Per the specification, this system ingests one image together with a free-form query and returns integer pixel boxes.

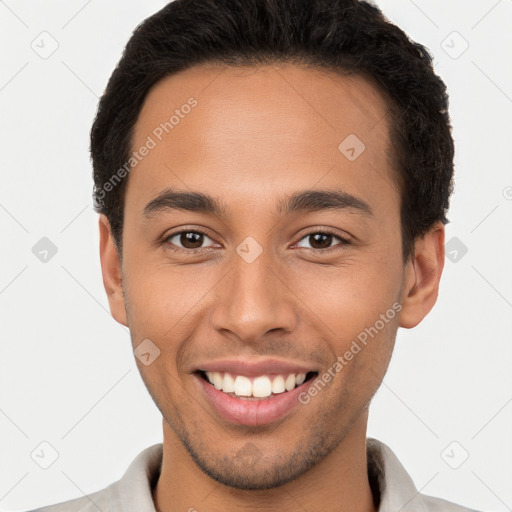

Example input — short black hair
[90,0,454,262]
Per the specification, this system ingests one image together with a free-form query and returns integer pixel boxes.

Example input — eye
[164,230,218,251]
[162,228,350,253]
[295,230,350,251]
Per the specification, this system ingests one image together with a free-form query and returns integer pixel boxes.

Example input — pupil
[310,233,332,249]
[181,232,203,249]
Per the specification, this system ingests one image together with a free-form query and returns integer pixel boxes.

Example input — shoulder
[420,492,484,512]
[23,443,163,512]
[22,484,111,512]
[366,437,485,512]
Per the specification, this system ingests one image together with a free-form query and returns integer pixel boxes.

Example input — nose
[210,247,298,343]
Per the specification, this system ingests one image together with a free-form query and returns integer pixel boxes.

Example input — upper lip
[195,358,318,377]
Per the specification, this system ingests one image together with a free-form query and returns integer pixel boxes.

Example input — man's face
[114,64,408,488]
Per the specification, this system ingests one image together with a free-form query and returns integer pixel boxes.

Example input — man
[29,0,481,510]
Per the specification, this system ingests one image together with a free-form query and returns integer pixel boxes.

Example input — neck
[153,410,377,512]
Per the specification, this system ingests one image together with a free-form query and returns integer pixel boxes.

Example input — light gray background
[1,1,511,511]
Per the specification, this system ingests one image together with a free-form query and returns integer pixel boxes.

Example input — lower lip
[195,374,311,427]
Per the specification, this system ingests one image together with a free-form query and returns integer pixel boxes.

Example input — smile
[194,366,318,426]
[200,371,315,399]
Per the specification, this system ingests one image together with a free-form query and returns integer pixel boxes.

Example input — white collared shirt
[27,438,480,512]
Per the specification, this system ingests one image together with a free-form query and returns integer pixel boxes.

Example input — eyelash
[162,228,351,254]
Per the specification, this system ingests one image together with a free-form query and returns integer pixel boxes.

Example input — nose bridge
[210,245,296,341]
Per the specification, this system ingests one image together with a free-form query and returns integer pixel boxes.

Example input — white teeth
[223,372,235,393]
[285,374,296,391]
[252,376,272,398]
[271,375,286,394]
[212,372,223,390]
[205,372,215,387]
[296,373,306,386]
[234,375,252,396]
[204,371,309,398]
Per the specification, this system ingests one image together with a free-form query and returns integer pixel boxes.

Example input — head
[94,0,452,491]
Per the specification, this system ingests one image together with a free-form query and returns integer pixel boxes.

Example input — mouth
[196,370,318,400]
[193,367,319,426]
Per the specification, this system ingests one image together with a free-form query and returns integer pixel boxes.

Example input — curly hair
[90,0,454,262]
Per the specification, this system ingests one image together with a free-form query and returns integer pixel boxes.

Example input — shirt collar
[109,442,162,511]
[367,437,427,512]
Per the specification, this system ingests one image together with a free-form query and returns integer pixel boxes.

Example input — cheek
[288,257,402,389]
[290,255,402,328]
[123,257,213,333]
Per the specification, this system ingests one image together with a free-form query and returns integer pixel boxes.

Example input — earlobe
[398,222,445,329]
[98,214,128,326]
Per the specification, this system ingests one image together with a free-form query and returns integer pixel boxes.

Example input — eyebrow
[143,187,373,219]
[143,187,226,218]
[279,189,373,217]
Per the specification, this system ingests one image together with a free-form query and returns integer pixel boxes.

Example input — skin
[99,63,445,512]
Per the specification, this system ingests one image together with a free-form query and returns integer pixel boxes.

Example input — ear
[98,214,128,326]
[398,221,445,329]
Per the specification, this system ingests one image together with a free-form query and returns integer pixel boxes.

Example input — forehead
[127,63,398,216]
